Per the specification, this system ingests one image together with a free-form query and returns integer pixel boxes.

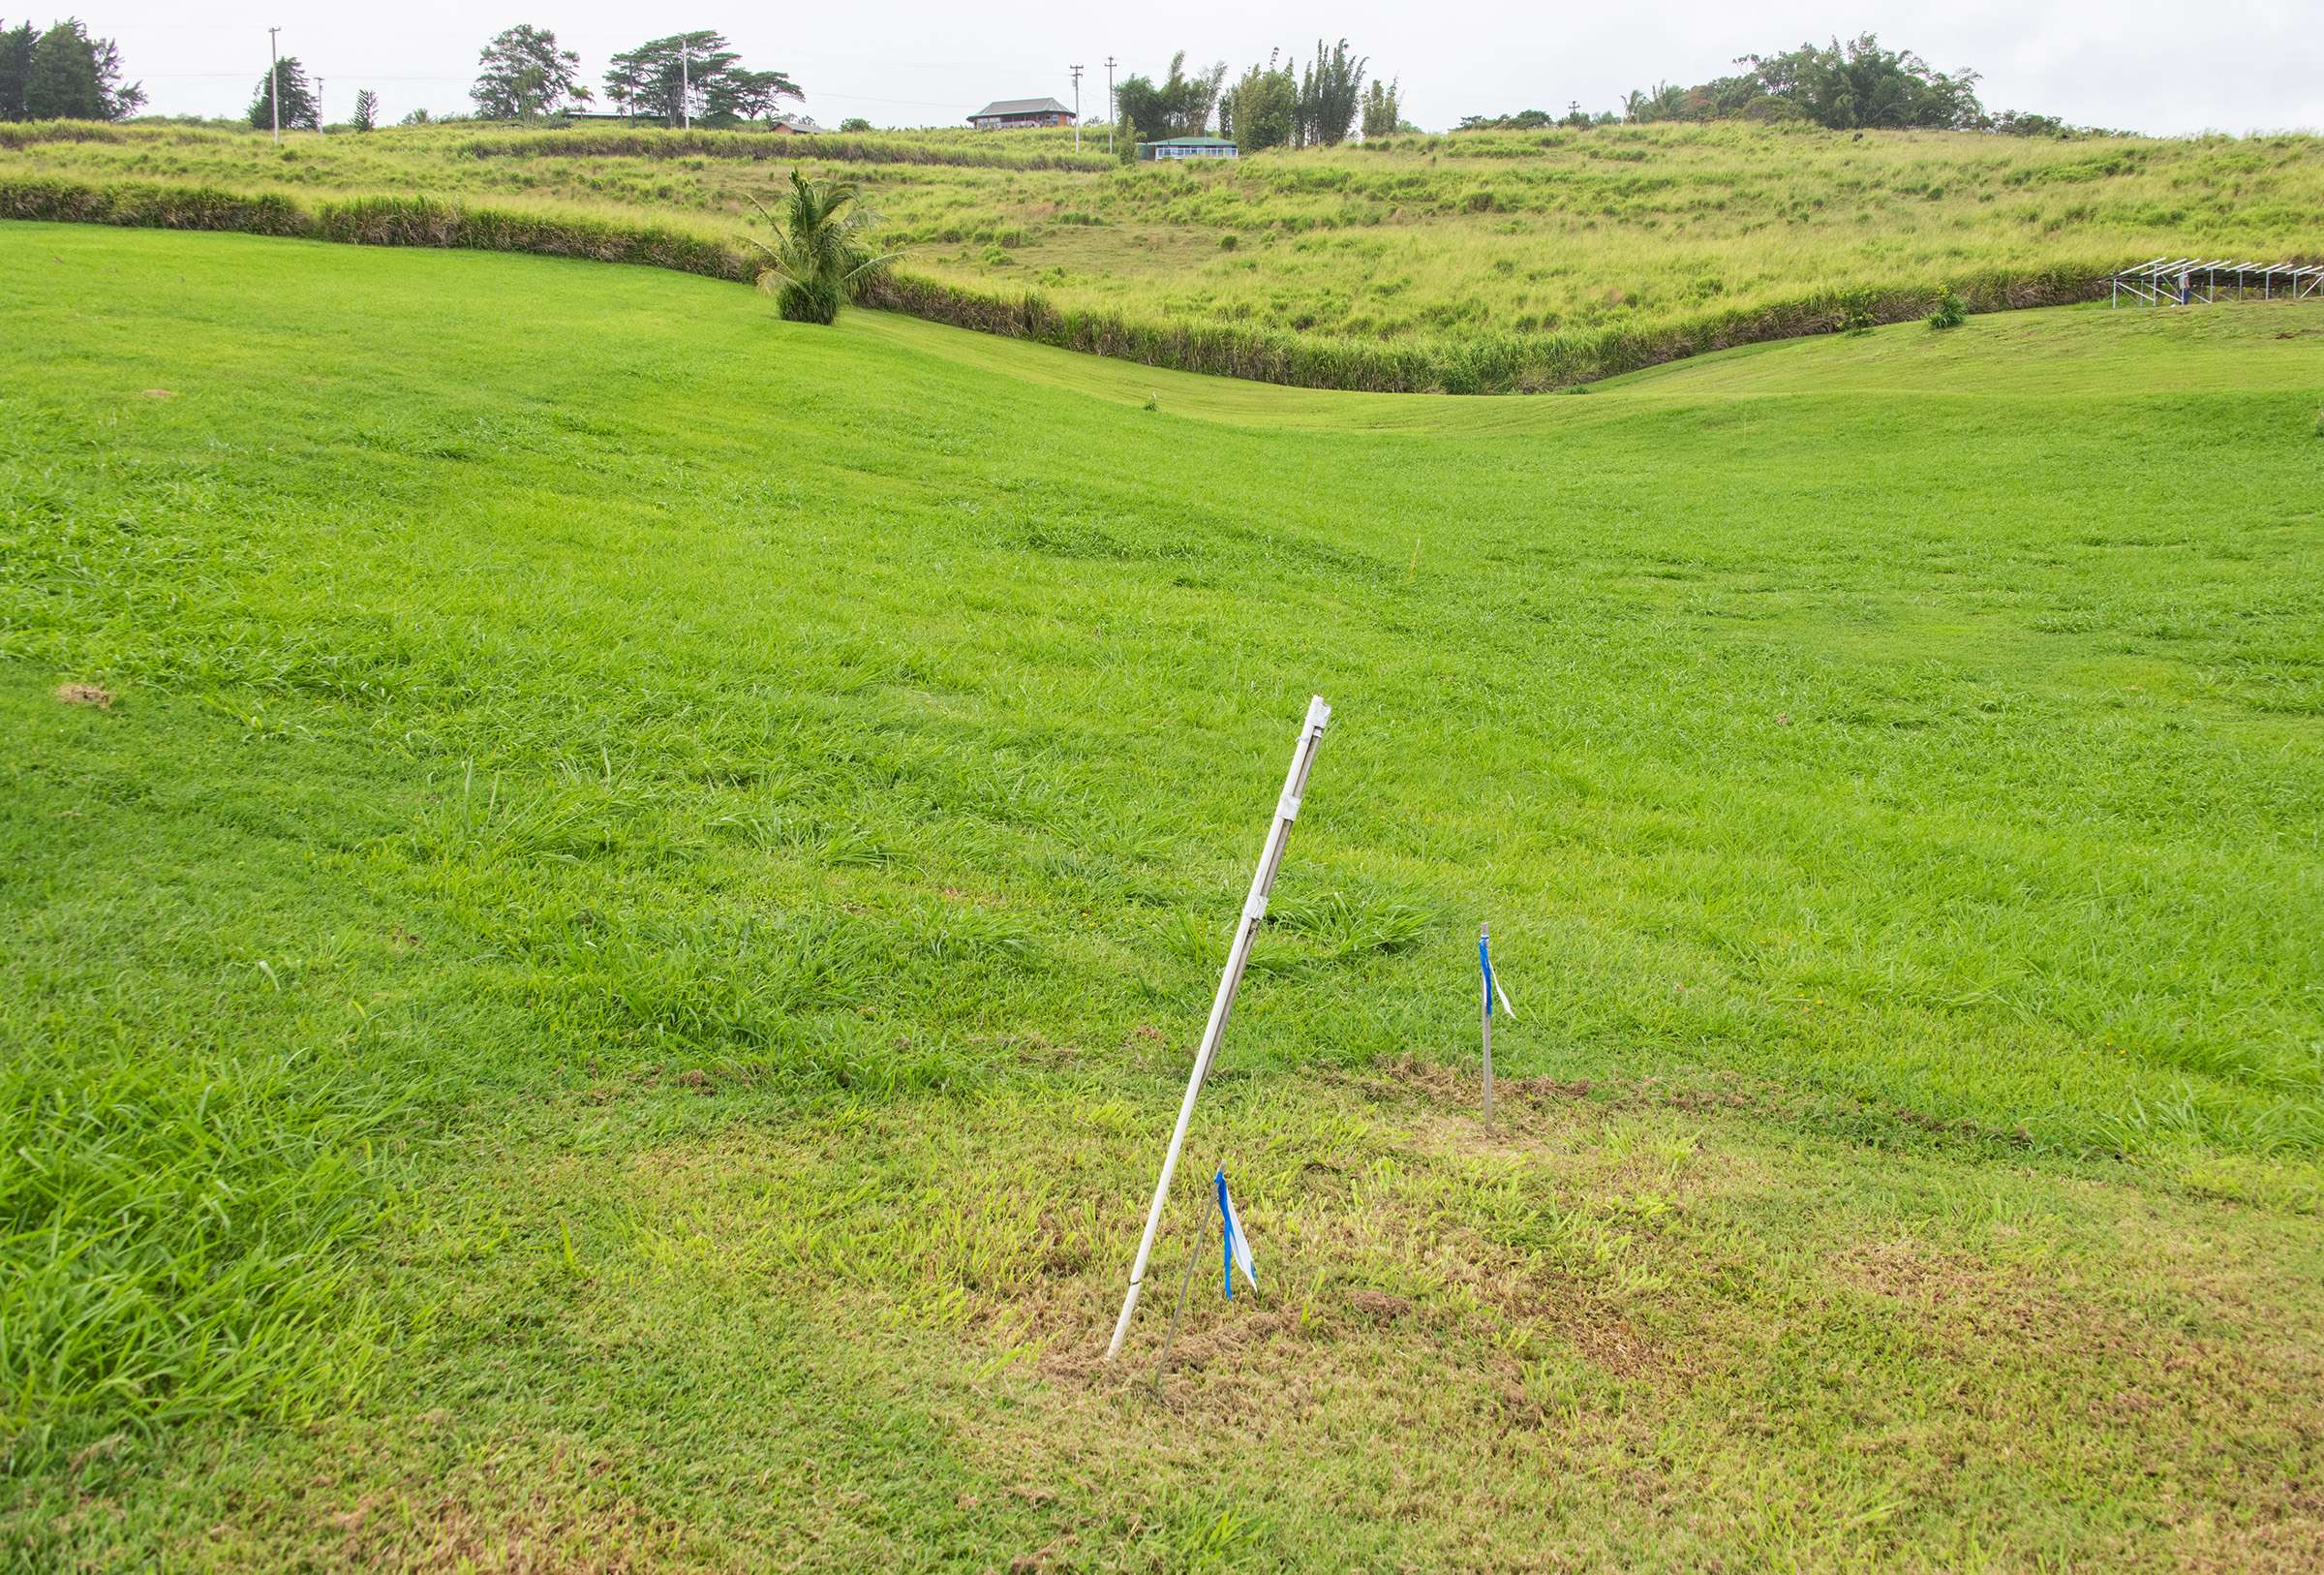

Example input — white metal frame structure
[2108,257,2324,307]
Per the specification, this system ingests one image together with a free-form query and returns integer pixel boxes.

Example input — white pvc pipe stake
[1103,695,1331,1361]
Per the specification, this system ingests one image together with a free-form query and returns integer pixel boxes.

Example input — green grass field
[3,221,2321,1568]
[8,119,2323,389]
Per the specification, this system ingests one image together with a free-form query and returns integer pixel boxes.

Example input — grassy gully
[2,224,2319,1566]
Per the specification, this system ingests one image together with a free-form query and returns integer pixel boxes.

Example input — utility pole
[680,38,690,132]
[1070,64,1083,153]
[1104,56,1116,155]
[267,26,281,144]
[316,77,323,129]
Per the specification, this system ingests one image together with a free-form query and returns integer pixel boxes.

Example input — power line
[114,28,1025,77]
[135,72,474,81]
[128,73,973,111]
[129,41,1098,123]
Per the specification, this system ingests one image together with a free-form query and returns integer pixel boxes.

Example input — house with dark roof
[968,97,1076,130]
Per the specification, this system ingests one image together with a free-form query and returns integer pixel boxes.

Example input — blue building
[1137,137,1239,161]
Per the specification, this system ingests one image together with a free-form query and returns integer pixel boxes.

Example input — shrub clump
[745,170,892,326]
[776,277,843,324]
[1927,291,1969,329]
[462,128,1111,172]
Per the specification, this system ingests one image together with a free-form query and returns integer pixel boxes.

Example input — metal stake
[1482,922,1494,1132]
[1149,1184,1212,1395]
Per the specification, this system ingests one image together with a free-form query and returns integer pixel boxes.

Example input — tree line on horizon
[0,20,2151,142]
[1456,35,2103,138]
[233,23,804,133]
[1114,41,1410,159]
[0,17,141,121]
[467,25,801,124]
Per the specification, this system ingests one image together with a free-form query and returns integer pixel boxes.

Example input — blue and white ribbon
[1215,1167,1256,1298]
[1481,931,1518,1019]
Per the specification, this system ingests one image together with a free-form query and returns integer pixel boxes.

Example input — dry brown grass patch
[1837,1237,2000,1305]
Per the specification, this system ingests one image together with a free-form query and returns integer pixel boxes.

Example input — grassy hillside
[5,119,2321,389]
[3,223,2320,1567]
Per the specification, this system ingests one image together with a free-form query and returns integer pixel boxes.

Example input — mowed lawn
[2,223,2320,1569]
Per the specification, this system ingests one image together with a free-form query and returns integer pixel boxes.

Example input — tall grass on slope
[0,178,754,281]
[865,264,2101,392]
[0,120,134,150]
[0,120,1113,171]
[0,174,2114,391]
[462,128,1114,172]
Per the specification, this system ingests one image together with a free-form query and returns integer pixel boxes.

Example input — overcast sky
[85,0,2324,136]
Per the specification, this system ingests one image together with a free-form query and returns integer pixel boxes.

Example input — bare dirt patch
[1347,1289,1413,1323]
[55,682,114,708]
[1349,1054,1758,1120]
[1571,1312,1657,1378]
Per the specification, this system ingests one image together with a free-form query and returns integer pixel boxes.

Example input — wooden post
[1104,696,1331,1361]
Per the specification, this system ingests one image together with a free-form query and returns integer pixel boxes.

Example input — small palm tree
[744,170,895,325]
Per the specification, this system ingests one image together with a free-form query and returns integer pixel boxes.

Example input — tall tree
[1170,55,1227,138]
[17,17,140,120]
[1112,71,1163,152]
[1623,84,1677,123]
[705,66,798,122]
[471,24,589,119]
[247,55,320,131]
[1360,77,1400,139]
[1296,39,1365,147]
[352,87,379,132]
[1623,36,1982,132]
[0,20,37,120]
[1220,51,1296,152]
[1747,35,1981,130]
[1114,50,1226,155]
[89,26,140,117]
[605,31,797,125]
